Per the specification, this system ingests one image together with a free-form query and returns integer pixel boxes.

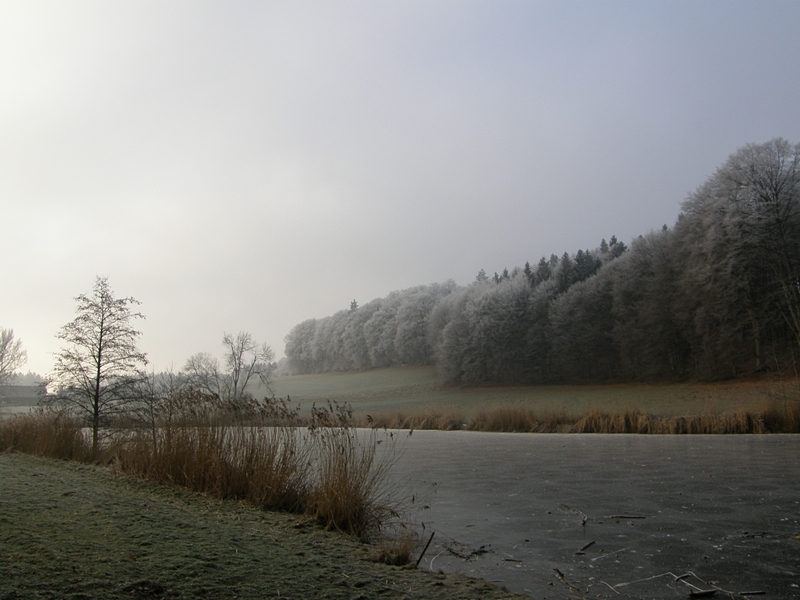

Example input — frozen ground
[386,431,800,599]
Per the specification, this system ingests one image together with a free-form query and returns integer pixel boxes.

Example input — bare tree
[223,331,275,400]
[182,352,222,397]
[0,328,27,387]
[46,277,147,455]
[184,331,274,401]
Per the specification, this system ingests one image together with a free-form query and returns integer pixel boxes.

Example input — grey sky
[2,1,799,375]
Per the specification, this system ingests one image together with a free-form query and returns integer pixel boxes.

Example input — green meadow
[260,366,777,420]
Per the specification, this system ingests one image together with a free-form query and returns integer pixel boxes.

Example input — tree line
[285,139,800,384]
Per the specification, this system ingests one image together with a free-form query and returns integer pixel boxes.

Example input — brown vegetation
[357,396,800,434]
[0,409,90,460]
[365,404,466,431]
[0,398,403,545]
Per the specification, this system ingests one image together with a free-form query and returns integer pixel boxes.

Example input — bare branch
[45,277,147,455]
[0,328,27,386]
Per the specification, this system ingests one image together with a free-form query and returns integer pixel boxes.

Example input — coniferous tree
[555,252,574,294]
[536,256,552,283]
[523,261,533,284]
[609,235,627,258]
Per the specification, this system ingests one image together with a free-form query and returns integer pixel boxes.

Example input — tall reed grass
[304,403,397,539]
[364,404,465,431]
[0,397,402,543]
[357,397,800,434]
[0,408,90,460]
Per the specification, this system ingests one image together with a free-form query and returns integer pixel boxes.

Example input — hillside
[260,366,775,421]
[284,140,800,386]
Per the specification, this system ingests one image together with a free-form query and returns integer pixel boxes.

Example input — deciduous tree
[47,277,147,455]
[0,328,27,387]
[184,332,274,400]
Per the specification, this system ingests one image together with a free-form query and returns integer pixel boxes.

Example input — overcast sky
[2,1,799,376]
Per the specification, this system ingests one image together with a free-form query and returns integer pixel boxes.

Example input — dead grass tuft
[469,404,576,433]
[305,402,399,540]
[762,399,800,432]
[470,403,537,432]
[360,405,466,431]
[1,397,402,542]
[361,397,800,435]
[569,407,800,434]
[369,528,418,566]
[0,408,90,460]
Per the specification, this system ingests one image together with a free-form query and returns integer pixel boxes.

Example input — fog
[2,1,799,375]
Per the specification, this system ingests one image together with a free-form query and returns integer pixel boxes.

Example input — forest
[284,139,800,385]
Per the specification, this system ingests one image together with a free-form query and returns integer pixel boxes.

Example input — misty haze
[2,2,800,599]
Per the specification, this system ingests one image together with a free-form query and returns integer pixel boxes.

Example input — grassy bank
[0,399,400,543]
[0,452,516,600]
[263,367,800,433]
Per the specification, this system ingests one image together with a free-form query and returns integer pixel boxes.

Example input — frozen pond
[384,431,800,599]
[0,405,35,418]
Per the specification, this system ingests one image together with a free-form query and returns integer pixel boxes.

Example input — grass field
[261,366,781,416]
[252,367,800,433]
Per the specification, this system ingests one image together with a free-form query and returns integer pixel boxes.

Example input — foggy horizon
[2,1,799,375]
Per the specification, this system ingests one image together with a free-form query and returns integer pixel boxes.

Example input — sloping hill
[256,366,774,421]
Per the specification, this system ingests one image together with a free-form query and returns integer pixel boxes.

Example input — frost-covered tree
[283,140,799,384]
[435,275,536,384]
[394,283,456,365]
[610,231,688,379]
[0,328,27,387]
[678,138,800,375]
[549,269,616,381]
[284,319,317,374]
[184,331,274,400]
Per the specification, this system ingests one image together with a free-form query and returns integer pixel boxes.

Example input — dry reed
[0,408,90,460]
[369,527,418,566]
[360,398,800,434]
[359,405,466,430]
[305,402,400,540]
[0,397,401,541]
[470,404,576,433]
